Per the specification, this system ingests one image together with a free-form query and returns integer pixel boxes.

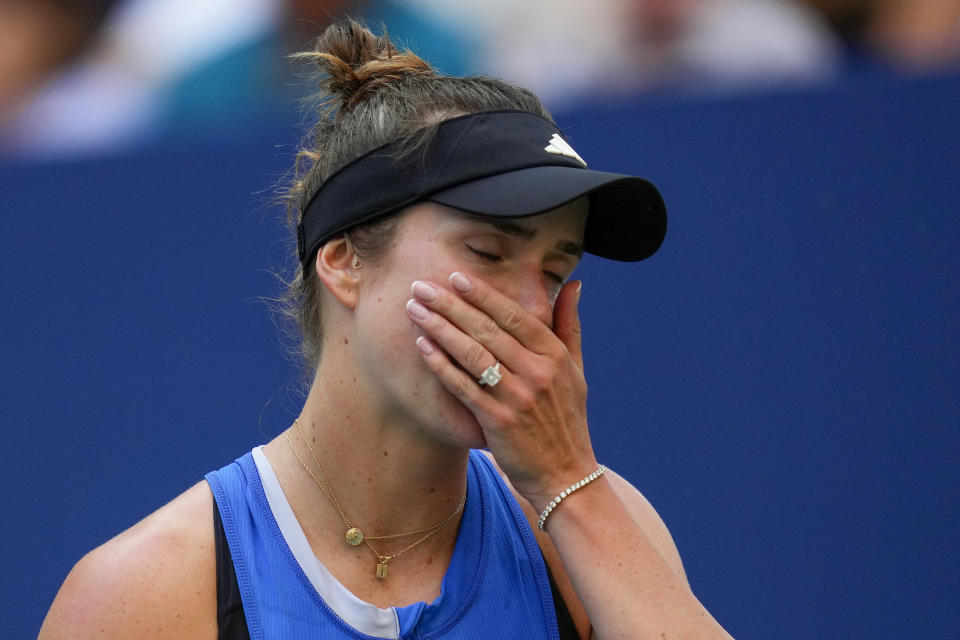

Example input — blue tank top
[205,449,561,639]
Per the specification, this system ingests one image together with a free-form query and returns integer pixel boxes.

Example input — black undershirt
[213,501,580,639]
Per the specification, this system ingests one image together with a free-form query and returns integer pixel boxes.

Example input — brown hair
[281,19,553,372]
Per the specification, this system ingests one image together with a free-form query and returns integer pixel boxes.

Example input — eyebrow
[463,214,585,258]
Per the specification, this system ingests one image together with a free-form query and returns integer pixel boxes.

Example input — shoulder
[39,481,218,640]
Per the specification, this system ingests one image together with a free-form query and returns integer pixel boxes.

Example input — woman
[40,20,733,640]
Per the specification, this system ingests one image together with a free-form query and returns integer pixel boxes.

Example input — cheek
[353,237,462,358]
[354,275,429,368]
[359,285,414,350]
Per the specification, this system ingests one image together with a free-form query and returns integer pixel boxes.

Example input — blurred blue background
[2,2,959,638]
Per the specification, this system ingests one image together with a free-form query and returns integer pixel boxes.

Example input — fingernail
[416,336,434,355]
[410,280,438,302]
[575,280,583,303]
[449,272,472,293]
[406,298,430,321]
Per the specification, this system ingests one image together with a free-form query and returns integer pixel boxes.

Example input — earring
[352,256,362,269]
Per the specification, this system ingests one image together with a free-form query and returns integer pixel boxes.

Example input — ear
[314,236,360,309]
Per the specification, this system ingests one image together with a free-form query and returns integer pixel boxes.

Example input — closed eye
[465,244,502,262]
[467,243,566,288]
[544,271,565,285]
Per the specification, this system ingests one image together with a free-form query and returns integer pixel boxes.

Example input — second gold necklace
[286,419,466,578]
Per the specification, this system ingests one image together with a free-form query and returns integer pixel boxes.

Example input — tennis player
[40,20,733,640]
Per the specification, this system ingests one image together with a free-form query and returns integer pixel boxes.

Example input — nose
[502,267,555,329]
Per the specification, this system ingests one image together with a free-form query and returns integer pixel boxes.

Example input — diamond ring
[478,362,503,387]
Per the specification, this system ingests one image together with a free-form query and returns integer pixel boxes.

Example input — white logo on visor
[544,134,587,167]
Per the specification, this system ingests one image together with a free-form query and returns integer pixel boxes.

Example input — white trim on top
[251,446,401,639]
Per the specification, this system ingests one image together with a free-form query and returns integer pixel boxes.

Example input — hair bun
[306,20,433,110]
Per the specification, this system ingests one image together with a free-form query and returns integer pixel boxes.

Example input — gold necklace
[286,419,466,579]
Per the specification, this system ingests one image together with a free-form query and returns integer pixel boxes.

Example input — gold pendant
[376,559,390,579]
[345,527,364,546]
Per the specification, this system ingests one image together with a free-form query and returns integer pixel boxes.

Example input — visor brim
[428,165,667,262]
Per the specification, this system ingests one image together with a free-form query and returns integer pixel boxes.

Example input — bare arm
[544,471,729,639]
[488,450,707,639]
[38,482,218,640]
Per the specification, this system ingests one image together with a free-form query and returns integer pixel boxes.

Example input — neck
[265,347,470,542]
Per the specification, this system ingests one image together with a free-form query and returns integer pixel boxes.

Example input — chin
[429,391,489,451]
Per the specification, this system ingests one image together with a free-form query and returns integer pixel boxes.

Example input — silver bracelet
[537,465,606,530]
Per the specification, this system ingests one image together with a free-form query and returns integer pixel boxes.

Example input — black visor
[297,110,666,269]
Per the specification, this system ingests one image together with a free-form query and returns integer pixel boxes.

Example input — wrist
[536,465,606,531]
